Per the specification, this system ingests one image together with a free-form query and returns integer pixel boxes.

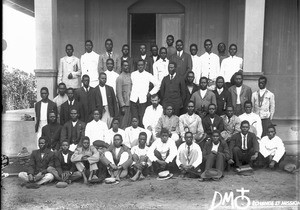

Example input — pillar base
[34,69,57,100]
[243,71,264,92]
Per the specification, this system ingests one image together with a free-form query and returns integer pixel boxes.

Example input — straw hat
[201,168,223,179]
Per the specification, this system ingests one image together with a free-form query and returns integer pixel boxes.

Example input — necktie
[243,135,246,150]
[108,53,111,58]
[187,146,191,164]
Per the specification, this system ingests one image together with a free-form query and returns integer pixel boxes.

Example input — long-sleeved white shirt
[104,128,126,145]
[220,55,243,82]
[148,138,177,163]
[259,135,285,162]
[85,120,108,145]
[176,142,202,168]
[104,70,119,95]
[199,52,220,81]
[191,55,201,85]
[131,145,152,166]
[80,51,100,85]
[130,70,159,103]
[143,104,164,131]
[124,126,151,148]
[153,58,169,88]
[239,112,263,138]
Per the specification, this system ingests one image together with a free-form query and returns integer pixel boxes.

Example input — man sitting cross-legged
[71,136,100,184]
[18,137,55,188]
[176,132,202,178]
[47,141,82,184]
[102,134,133,181]
[130,132,152,181]
[148,128,178,174]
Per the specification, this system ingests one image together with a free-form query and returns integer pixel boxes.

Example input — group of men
[19,35,285,187]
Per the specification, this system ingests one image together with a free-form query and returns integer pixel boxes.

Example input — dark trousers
[261,118,272,138]
[205,153,226,172]
[232,146,255,167]
[152,149,177,173]
[130,100,147,128]
[97,161,108,180]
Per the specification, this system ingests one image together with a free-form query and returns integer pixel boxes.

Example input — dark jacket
[60,99,81,125]
[60,120,86,146]
[35,99,58,132]
[202,115,224,136]
[28,149,54,175]
[229,132,259,159]
[74,86,95,123]
[213,88,232,116]
[41,123,62,151]
[54,150,76,175]
[203,139,230,161]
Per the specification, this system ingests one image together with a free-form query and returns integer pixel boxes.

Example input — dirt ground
[1,169,299,210]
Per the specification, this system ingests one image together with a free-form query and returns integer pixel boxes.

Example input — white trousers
[18,172,54,185]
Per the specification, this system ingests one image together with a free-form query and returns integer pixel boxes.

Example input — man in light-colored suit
[99,39,121,74]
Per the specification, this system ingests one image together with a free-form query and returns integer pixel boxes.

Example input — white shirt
[104,128,126,145]
[200,89,207,99]
[239,112,263,138]
[40,102,48,121]
[80,51,100,84]
[240,133,248,150]
[130,70,159,103]
[177,50,183,57]
[148,138,177,163]
[191,55,201,85]
[220,55,243,82]
[105,70,119,94]
[99,85,108,106]
[131,145,152,166]
[152,56,158,63]
[199,52,220,81]
[176,142,202,168]
[62,153,68,163]
[217,87,223,95]
[85,120,108,144]
[143,104,164,130]
[212,142,220,152]
[236,86,242,104]
[153,58,169,87]
[124,126,151,148]
[259,135,285,162]
[141,55,146,60]
[170,73,176,80]
[71,120,78,127]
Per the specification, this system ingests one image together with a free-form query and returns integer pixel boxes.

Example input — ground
[1,169,299,210]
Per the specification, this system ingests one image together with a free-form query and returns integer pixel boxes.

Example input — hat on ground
[201,168,223,179]
[18,147,31,158]
[56,181,68,188]
[284,163,297,173]
[104,177,117,184]
[157,170,173,180]
[236,165,254,176]
[93,140,109,148]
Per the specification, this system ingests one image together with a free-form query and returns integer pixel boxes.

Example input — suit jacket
[60,99,81,125]
[184,83,199,109]
[134,55,153,74]
[54,150,76,175]
[101,144,132,168]
[169,52,192,78]
[160,74,186,109]
[74,87,95,123]
[99,52,121,74]
[228,84,252,114]
[28,149,54,175]
[202,115,224,136]
[35,99,58,132]
[213,88,232,116]
[190,90,217,115]
[41,123,62,151]
[229,132,259,159]
[91,85,118,118]
[60,120,86,146]
[203,139,230,161]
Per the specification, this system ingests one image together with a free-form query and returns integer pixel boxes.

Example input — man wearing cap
[176,132,202,178]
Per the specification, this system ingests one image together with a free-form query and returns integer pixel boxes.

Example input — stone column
[34,0,58,100]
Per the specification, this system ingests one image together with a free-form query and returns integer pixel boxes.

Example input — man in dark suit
[18,137,55,187]
[41,111,62,151]
[183,71,198,112]
[213,76,232,116]
[160,61,186,116]
[91,72,118,128]
[203,130,230,172]
[35,87,58,145]
[120,44,134,73]
[228,120,259,169]
[60,88,81,125]
[149,44,160,67]
[74,74,94,123]
[228,72,252,116]
[134,44,153,74]
[60,108,86,151]
[169,39,192,79]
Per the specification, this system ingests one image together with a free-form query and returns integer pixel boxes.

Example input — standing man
[251,76,275,137]
[53,83,68,124]
[91,72,118,128]
[183,71,199,109]
[35,87,58,144]
[57,44,81,89]
[153,47,169,89]
[116,60,132,129]
[130,60,159,127]
[190,44,201,85]
[160,61,186,116]
[60,88,81,126]
[169,39,192,78]
[134,44,153,74]
[99,38,121,74]
[220,44,243,86]
[228,71,252,116]
[213,76,232,116]
[150,44,160,65]
[217,42,227,65]
[120,44,134,73]
[80,40,100,88]
[199,39,220,90]
[166,35,176,59]
[104,58,119,94]
[74,75,94,123]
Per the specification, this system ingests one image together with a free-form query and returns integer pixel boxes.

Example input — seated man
[228,120,259,170]
[258,125,285,169]
[85,109,108,145]
[124,117,151,148]
[102,134,133,181]
[220,106,241,143]
[179,101,205,144]
[104,117,127,145]
[176,132,202,178]
[130,132,152,181]
[60,87,81,126]
[47,141,82,183]
[92,140,110,181]
[155,105,180,144]
[203,130,230,173]
[71,136,100,184]
[148,128,178,174]
[18,137,55,188]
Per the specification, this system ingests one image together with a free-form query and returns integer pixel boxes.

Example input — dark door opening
[131,13,156,59]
